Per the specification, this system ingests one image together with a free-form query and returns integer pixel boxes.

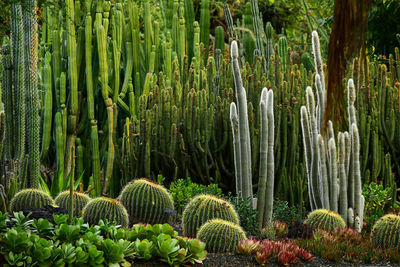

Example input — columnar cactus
[300,31,364,232]
[182,194,239,237]
[10,189,54,212]
[23,0,40,188]
[371,214,400,250]
[257,88,275,227]
[83,197,129,228]
[197,219,246,253]
[55,191,90,217]
[230,40,253,203]
[304,209,346,232]
[119,178,174,224]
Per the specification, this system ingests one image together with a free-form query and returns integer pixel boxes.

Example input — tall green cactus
[11,3,26,181]
[199,0,210,61]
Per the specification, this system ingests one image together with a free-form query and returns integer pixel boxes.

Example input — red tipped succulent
[278,250,299,266]
[236,238,260,255]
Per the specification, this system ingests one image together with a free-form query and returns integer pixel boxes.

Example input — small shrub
[169,178,223,215]
[272,198,304,225]
[287,220,313,239]
[259,222,276,240]
[362,182,399,231]
[227,193,258,236]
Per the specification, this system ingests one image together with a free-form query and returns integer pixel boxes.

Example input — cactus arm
[40,52,53,161]
[351,123,363,232]
[230,103,241,197]
[328,138,338,212]
[317,135,329,209]
[257,88,268,227]
[338,132,348,223]
[264,89,274,223]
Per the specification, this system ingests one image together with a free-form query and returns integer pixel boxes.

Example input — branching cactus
[197,219,246,253]
[300,31,364,232]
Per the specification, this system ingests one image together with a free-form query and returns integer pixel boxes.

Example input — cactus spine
[10,188,54,212]
[182,194,239,237]
[197,219,246,253]
[371,214,400,250]
[304,209,346,232]
[55,191,90,217]
[119,178,174,225]
[83,197,129,228]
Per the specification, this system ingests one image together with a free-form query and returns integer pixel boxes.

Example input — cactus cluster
[182,194,239,237]
[371,214,400,250]
[9,189,54,212]
[54,191,90,217]
[197,219,247,253]
[119,178,174,225]
[300,31,364,232]
[304,209,346,232]
[83,197,129,228]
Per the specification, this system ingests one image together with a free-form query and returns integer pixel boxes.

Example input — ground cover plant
[1,0,400,266]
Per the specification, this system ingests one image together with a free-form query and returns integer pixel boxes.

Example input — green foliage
[82,197,129,228]
[182,194,239,237]
[272,198,304,225]
[196,219,246,252]
[227,193,258,236]
[9,189,54,213]
[304,209,346,232]
[119,178,174,224]
[295,227,400,264]
[362,182,399,231]
[169,177,223,215]
[0,212,206,266]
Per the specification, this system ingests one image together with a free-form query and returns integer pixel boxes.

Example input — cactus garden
[1,0,400,266]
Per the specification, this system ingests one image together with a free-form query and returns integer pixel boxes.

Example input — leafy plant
[227,193,258,236]
[362,182,399,231]
[169,177,223,215]
[273,198,304,225]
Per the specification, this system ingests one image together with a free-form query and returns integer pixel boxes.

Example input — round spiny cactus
[83,197,129,228]
[10,189,54,213]
[182,194,239,237]
[371,214,400,250]
[304,209,346,232]
[55,191,90,217]
[197,219,246,253]
[119,178,174,224]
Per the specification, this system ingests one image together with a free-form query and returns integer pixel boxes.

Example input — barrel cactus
[304,209,346,232]
[83,197,129,228]
[371,214,400,250]
[119,178,174,224]
[182,194,239,237]
[10,188,54,212]
[197,219,246,252]
[55,191,90,217]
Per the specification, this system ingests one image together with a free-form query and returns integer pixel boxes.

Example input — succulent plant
[9,188,54,212]
[82,197,129,228]
[196,219,246,253]
[304,209,346,232]
[182,194,239,237]
[236,238,260,255]
[371,214,400,250]
[119,178,174,224]
[54,191,90,217]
